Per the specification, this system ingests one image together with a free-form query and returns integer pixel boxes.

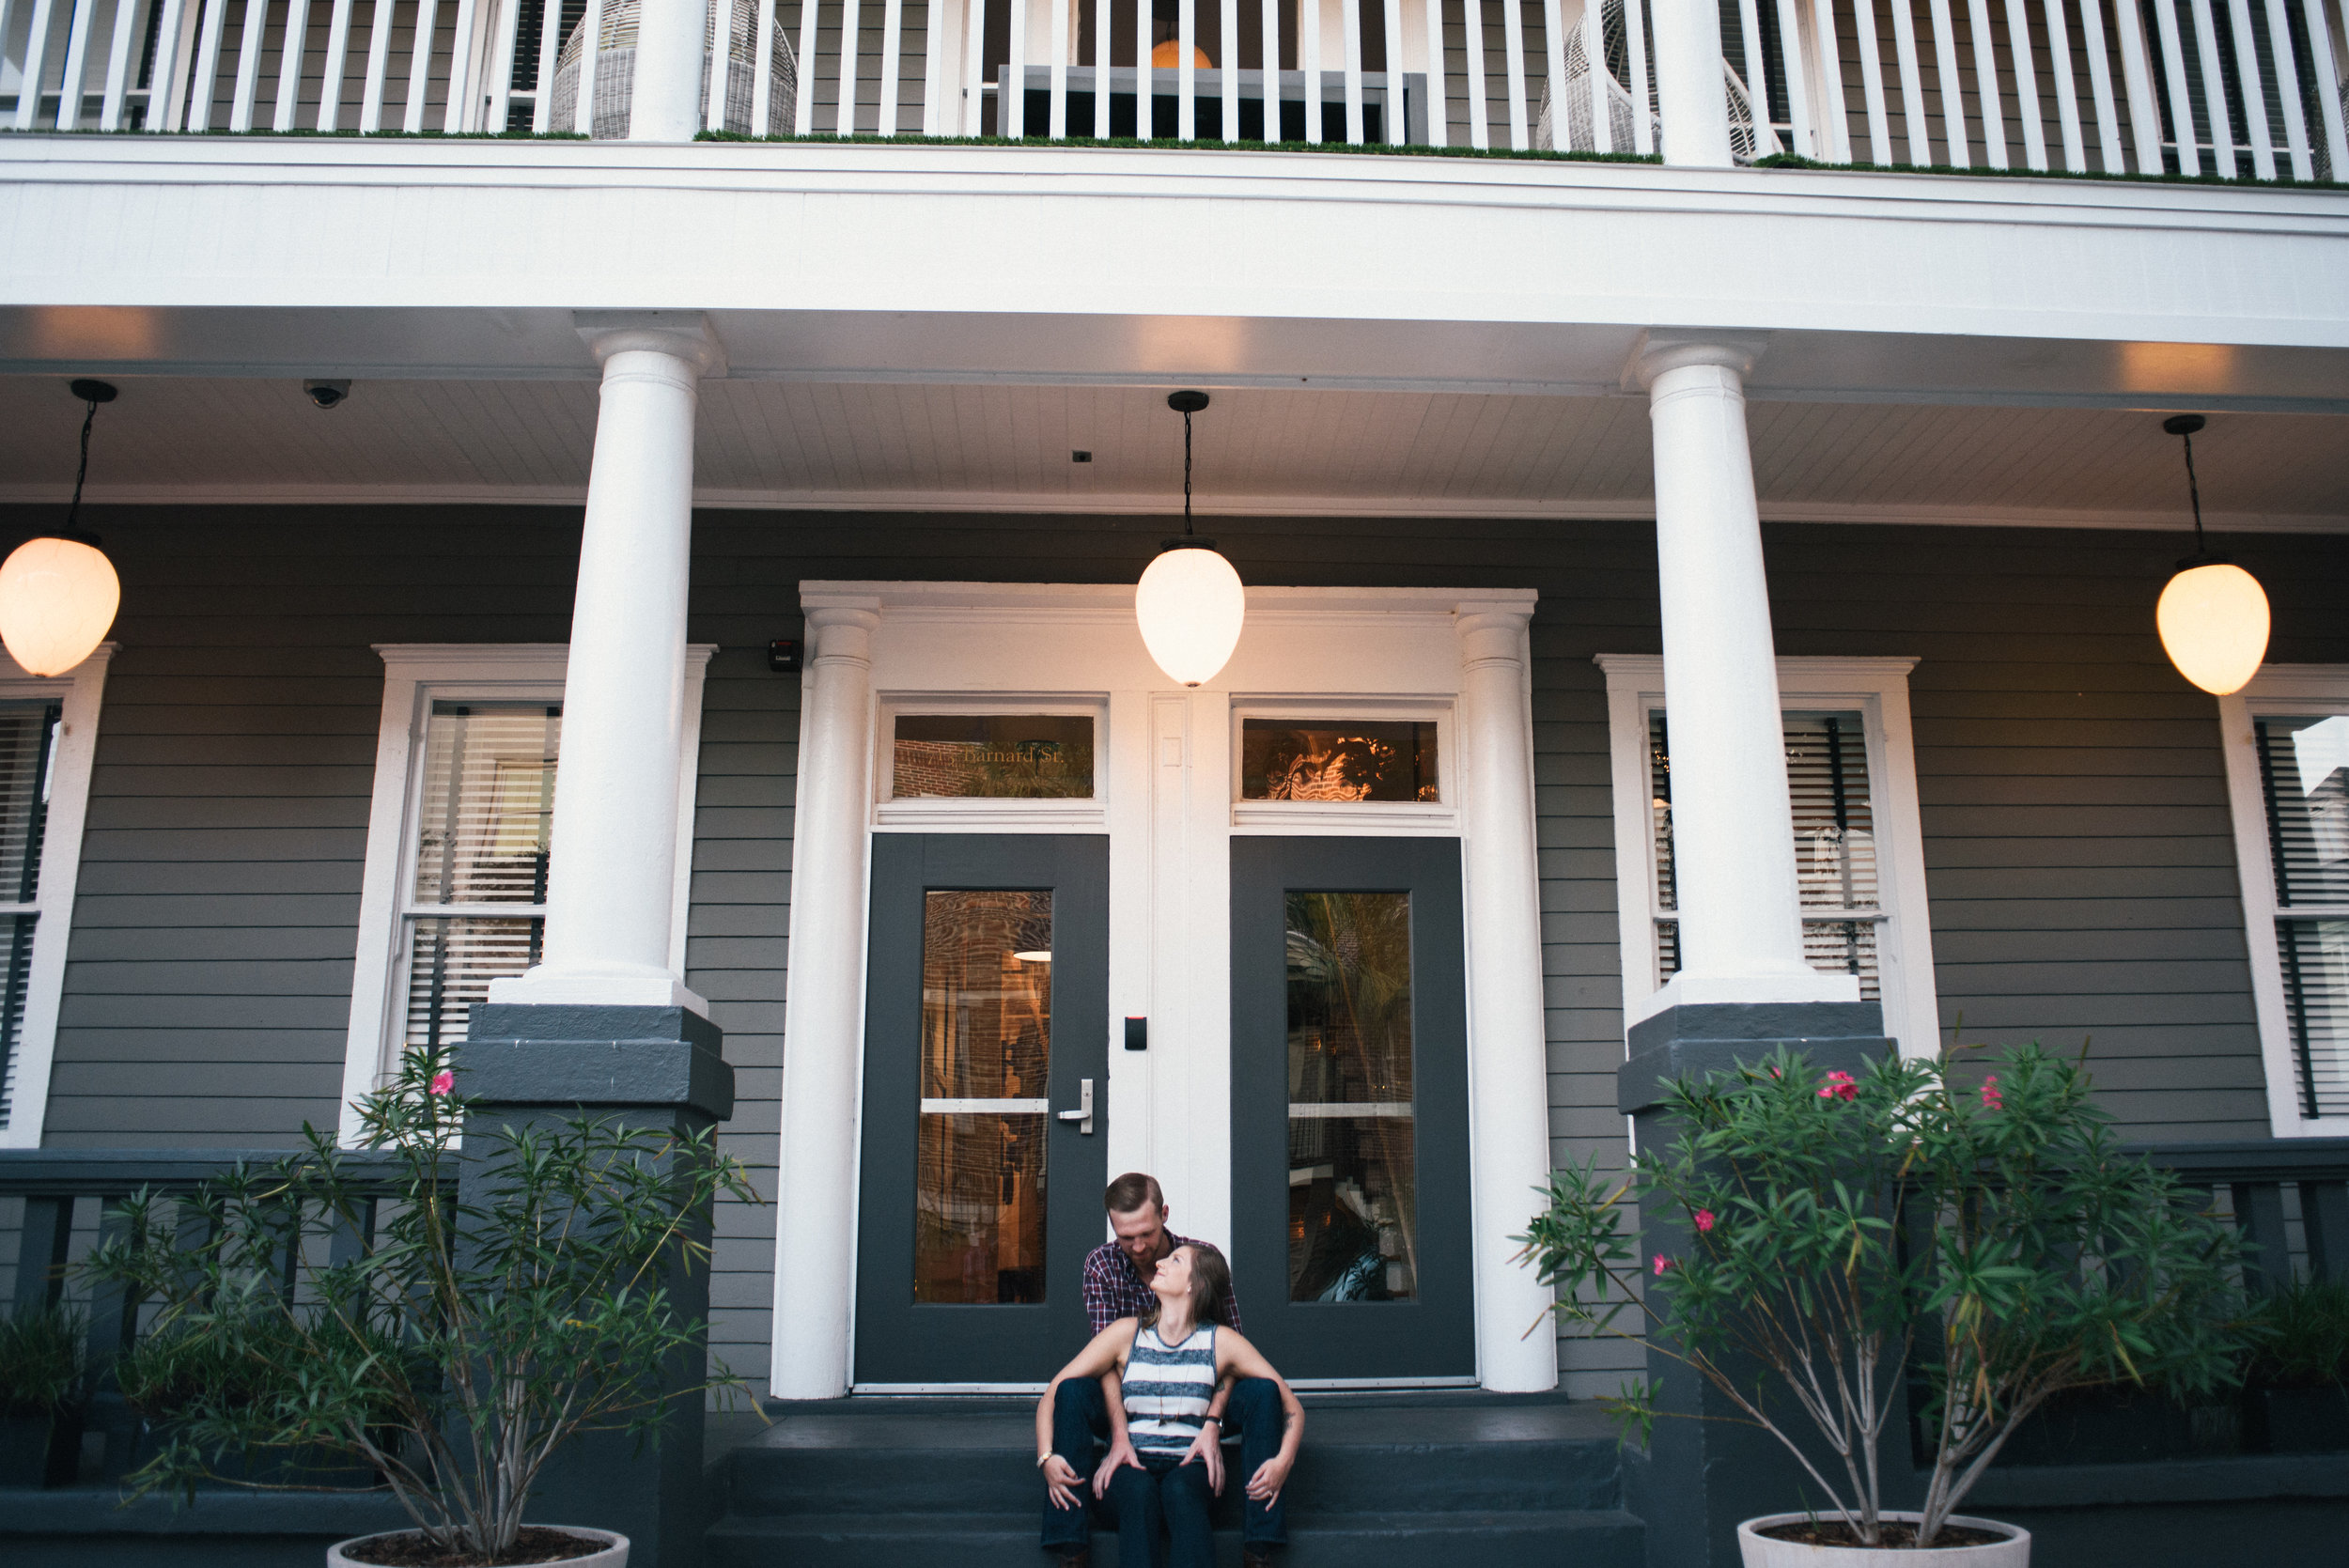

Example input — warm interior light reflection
[1013,951,1053,963]
[1135,544,1245,688]
[0,536,119,676]
[2156,562,2270,695]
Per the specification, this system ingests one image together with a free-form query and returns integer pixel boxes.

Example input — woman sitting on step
[1035,1240,1303,1568]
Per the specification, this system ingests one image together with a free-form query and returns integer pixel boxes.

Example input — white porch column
[490,311,722,1013]
[1633,334,1857,1013]
[629,0,708,140]
[1649,0,1735,166]
[1456,602,1560,1393]
[770,600,881,1399]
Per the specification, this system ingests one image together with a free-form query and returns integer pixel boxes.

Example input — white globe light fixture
[2154,414,2269,697]
[1134,391,1245,689]
[0,380,123,677]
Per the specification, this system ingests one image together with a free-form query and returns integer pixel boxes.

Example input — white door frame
[770,581,1556,1397]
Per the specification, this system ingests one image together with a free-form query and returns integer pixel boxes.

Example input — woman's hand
[1179,1425,1225,1494]
[1041,1454,1086,1511]
[1092,1436,1143,1498]
[1244,1451,1293,1507]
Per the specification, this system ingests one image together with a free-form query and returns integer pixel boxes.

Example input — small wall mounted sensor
[1125,1017,1147,1051]
[768,639,801,674]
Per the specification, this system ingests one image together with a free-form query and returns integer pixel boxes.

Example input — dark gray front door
[1230,836,1474,1380]
[854,833,1111,1385]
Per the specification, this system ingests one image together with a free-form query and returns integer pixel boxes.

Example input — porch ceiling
[0,374,2342,531]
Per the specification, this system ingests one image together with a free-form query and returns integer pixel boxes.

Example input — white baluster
[1132,0,1146,133]
[1809,0,1847,160]
[1851,0,1891,163]
[2262,0,2310,177]
[99,0,142,128]
[880,0,905,132]
[2109,0,2164,169]
[1384,0,1407,142]
[227,0,267,129]
[1773,0,1813,154]
[1303,0,1321,137]
[274,0,313,130]
[1176,0,1193,136]
[2185,0,2235,172]
[1737,0,1776,151]
[799,0,823,132]
[442,0,482,128]
[917,0,944,132]
[55,0,101,129]
[14,0,62,129]
[2074,0,2123,166]
[143,0,195,127]
[1887,0,1929,161]
[1004,0,1024,132]
[1221,0,1237,137]
[2042,0,2086,169]
[1095,0,1111,133]
[1344,0,1364,139]
[1926,0,1968,163]
[2001,0,2044,166]
[841,0,864,130]
[1538,0,1562,147]
[1621,0,1649,150]
[1963,0,2004,164]
[404,0,443,130]
[1586,0,1610,147]
[2223,0,2274,176]
[1047,0,1065,132]
[572,0,600,132]
[361,0,398,129]
[187,0,230,128]
[318,0,356,127]
[1266,0,1283,137]
[2296,0,2344,178]
[1422,0,1447,144]
[1498,0,1524,146]
[1459,0,1485,145]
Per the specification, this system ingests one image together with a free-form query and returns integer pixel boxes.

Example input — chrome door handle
[1056,1078,1095,1135]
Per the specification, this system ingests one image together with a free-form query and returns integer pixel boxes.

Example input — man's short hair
[1104,1172,1165,1215]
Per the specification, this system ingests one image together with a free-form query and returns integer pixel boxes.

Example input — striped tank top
[1123,1322,1218,1456]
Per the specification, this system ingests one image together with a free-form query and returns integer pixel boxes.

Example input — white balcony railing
[2,0,2343,179]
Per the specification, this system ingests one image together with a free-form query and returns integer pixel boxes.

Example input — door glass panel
[1284,892,1417,1302]
[891,716,1095,799]
[1242,721,1439,802]
[914,890,1054,1304]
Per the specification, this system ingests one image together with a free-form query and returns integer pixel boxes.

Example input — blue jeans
[1039,1375,1290,1553]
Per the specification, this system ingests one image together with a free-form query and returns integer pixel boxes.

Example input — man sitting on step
[1038,1171,1289,1567]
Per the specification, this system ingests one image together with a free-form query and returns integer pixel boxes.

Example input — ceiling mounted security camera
[303,380,351,411]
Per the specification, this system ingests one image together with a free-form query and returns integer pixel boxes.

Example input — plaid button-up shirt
[1081,1232,1244,1335]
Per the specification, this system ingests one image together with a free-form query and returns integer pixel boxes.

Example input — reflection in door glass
[1284,893,1417,1302]
[915,891,1054,1305]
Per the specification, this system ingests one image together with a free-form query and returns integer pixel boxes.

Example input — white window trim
[1597,654,1941,1060]
[337,644,713,1145]
[2217,664,2349,1140]
[0,644,113,1149]
[1227,695,1460,835]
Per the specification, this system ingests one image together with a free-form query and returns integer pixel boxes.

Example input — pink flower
[1818,1070,1858,1103]
[1653,1254,1673,1276]
[428,1069,455,1097]
[1980,1075,2003,1111]
[1694,1209,1716,1234]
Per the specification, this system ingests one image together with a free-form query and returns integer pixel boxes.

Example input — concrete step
[706,1507,1649,1568]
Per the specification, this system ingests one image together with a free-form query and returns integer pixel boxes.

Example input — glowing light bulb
[1135,544,1245,688]
[2156,561,2269,696]
[0,536,119,676]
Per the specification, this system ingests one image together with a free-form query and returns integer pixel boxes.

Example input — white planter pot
[328,1527,629,1568]
[1738,1512,2029,1566]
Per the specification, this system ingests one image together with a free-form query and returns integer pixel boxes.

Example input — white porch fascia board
[1595,652,1943,1061]
[335,642,715,1146]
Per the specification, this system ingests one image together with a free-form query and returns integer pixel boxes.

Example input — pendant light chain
[2177,424,2205,556]
[1182,403,1194,536]
[65,393,100,542]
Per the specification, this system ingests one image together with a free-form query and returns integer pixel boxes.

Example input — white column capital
[574,311,729,378]
[1626,332,1771,392]
[1455,607,1532,673]
[804,603,883,666]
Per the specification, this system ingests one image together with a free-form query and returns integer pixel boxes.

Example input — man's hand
[1244,1452,1293,1508]
[1178,1424,1225,1493]
[1092,1436,1143,1498]
[1042,1454,1086,1511]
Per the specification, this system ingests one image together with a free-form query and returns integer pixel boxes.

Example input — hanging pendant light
[1134,391,1245,689]
[0,380,123,677]
[2153,413,2268,697]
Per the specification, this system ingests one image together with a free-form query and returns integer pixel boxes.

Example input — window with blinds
[398,702,561,1059]
[1648,710,1882,998]
[0,703,59,1127]
[2252,714,2349,1119]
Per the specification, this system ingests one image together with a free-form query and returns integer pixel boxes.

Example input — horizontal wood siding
[8,503,2345,1399]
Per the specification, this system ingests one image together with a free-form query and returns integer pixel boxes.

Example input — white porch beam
[1629,333,1858,1017]
[489,311,723,1013]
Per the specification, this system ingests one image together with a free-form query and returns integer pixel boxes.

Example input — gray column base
[460,1002,735,1568]
[1616,1001,1899,1568]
